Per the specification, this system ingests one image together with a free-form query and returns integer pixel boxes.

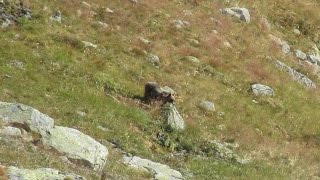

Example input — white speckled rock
[42,126,108,170]
[6,166,85,180]
[223,7,250,23]
[0,102,54,135]
[123,155,183,180]
[251,84,275,96]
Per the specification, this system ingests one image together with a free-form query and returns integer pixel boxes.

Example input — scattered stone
[9,60,24,69]
[261,17,271,30]
[172,19,190,29]
[82,1,91,8]
[307,55,320,65]
[1,19,12,28]
[269,35,291,54]
[97,125,109,132]
[106,8,114,13]
[182,56,200,63]
[275,60,316,88]
[6,166,85,180]
[138,37,151,45]
[251,84,275,96]
[0,102,54,135]
[146,53,160,67]
[161,103,185,131]
[123,155,183,180]
[212,30,218,34]
[198,101,215,112]
[160,86,176,95]
[223,41,232,48]
[50,10,62,23]
[0,126,22,137]
[96,21,109,28]
[82,41,98,48]
[76,111,86,117]
[295,50,307,60]
[41,126,108,171]
[293,29,301,36]
[187,39,200,46]
[222,7,250,23]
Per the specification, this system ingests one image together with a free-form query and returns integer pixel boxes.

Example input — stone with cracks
[42,126,108,171]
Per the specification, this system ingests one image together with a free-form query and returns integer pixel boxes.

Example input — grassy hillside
[1,0,320,179]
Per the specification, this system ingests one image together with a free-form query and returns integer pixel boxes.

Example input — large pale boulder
[42,126,108,171]
[161,103,185,131]
[6,166,85,180]
[251,84,275,96]
[0,102,54,135]
[123,155,183,180]
[222,7,250,23]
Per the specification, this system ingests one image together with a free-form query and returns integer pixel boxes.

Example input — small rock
[182,56,200,63]
[261,17,271,30]
[82,41,98,48]
[1,19,12,28]
[82,1,91,8]
[187,39,200,46]
[0,127,22,137]
[198,101,215,112]
[223,41,232,48]
[161,103,185,131]
[76,111,86,117]
[138,37,151,45]
[97,125,108,132]
[293,29,301,36]
[160,86,176,95]
[146,53,160,66]
[222,7,250,23]
[172,19,190,29]
[251,84,275,96]
[50,11,62,23]
[96,21,109,28]
[295,50,307,60]
[106,8,114,13]
[9,60,24,69]
[123,155,183,180]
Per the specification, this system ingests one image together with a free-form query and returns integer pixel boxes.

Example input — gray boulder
[146,53,160,67]
[222,7,250,23]
[0,102,54,135]
[198,101,215,112]
[307,55,320,65]
[161,103,185,131]
[123,155,183,180]
[42,126,108,171]
[275,60,316,88]
[6,166,85,180]
[251,84,274,96]
[269,35,290,54]
[50,11,62,23]
[295,50,307,60]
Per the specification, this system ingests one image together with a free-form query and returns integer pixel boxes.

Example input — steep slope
[1,0,320,179]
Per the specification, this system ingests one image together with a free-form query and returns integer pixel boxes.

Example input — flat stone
[42,126,108,171]
[0,102,54,135]
[251,84,275,96]
[222,7,250,23]
[6,166,85,180]
[198,101,215,112]
[123,155,183,180]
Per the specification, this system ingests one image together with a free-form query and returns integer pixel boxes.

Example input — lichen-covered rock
[275,60,316,88]
[123,155,183,180]
[0,102,54,135]
[251,84,274,96]
[42,126,108,171]
[222,7,250,23]
[146,53,160,67]
[198,101,215,112]
[161,103,185,131]
[0,127,22,137]
[295,50,307,60]
[6,166,85,180]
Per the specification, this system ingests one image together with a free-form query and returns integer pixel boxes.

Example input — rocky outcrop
[275,60,316,88]
[161,103,185,131]
[307,55,320,65]
[294,50,307,60]
[123,155,183,180]
[42,126,108,171]
[0,102,54,135]
[222,7,250,23]
[251,84,275,96]
[5,166,85,180]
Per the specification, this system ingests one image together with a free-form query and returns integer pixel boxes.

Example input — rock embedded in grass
[269,35,291,54]
[182,56,200,63]
[50,10,62,23]
[307,55,320,65]
[222,7,251,23]
[295,50,307,60]
[198,100,216,112]
[146,53,160,67]
[123,155,183,180]
[161,103,185,131]
[251,84,275,96]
